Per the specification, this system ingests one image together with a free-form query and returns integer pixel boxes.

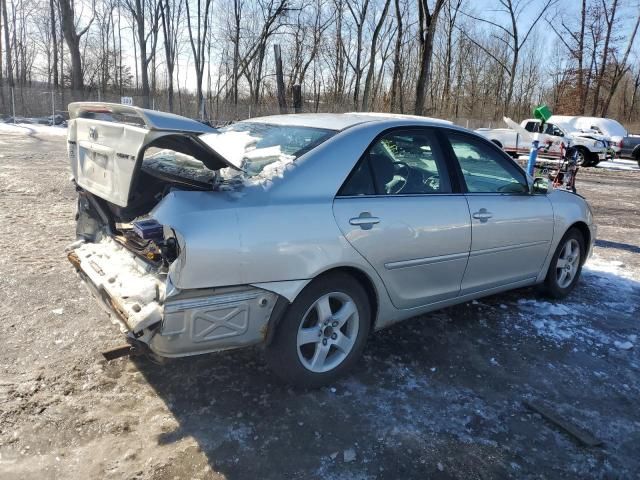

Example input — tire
[265,273,371,388]
[542,228,585,299]
[575,147,589,167]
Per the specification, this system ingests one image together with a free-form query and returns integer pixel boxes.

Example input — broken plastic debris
[343,448,356,463]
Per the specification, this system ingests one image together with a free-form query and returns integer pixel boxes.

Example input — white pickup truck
[476,118,608,167]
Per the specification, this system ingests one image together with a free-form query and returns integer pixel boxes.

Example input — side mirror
[532,177,548,194]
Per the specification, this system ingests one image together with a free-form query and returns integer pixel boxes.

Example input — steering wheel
[422,173,440,192]
[388,161,411,194]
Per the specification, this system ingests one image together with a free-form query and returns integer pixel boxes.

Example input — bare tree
[1,0,11,88]
[460,0,556,115]
[185,0,212,118]
[345,0,370,108]
[361,0,391,111]
[389,0,404,112]
[414,0,446,115]
[58,0,94,90]
[124,0,161,108]
[546,0,588,113]
[159,0,181,112]
[591,0,617,115]
[601,10,639,116]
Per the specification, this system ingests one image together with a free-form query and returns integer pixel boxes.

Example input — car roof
[243,112,453,131]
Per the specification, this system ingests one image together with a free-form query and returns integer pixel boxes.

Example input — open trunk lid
[68,102,239,207]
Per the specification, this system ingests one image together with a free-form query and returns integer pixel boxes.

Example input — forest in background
[0,0,639,128]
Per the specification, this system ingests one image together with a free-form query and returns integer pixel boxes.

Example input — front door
[332,128,471,310]
[442,130,554,294]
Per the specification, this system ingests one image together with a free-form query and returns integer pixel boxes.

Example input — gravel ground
[0,131,639,479]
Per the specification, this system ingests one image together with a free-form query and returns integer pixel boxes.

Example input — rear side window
[445,131,528,194]
[338,128,451,196]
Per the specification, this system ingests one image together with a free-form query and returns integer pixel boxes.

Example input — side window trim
[440,128,529,195]
[336,126,460,198]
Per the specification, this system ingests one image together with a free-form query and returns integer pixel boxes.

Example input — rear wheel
[542,228,585,299]
[265,273,371,388]
[575,147,589,167]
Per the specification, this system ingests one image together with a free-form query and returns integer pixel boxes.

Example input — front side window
[339,129,451,196]
[544,123,564,137]
[446,132,528,194]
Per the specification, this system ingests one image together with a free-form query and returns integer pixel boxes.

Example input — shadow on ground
[133,270,640,479]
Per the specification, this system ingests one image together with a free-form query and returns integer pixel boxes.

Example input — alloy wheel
[556,238,581,288]
[296,292,359,373]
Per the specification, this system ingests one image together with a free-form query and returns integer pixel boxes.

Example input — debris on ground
[523,399,603,447]
[343,448,356,463]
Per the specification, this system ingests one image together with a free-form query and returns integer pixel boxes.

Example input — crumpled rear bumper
[68,238,279,357]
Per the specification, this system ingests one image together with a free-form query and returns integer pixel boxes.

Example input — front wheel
[575,148,589,167]
[265,273,371,388]
[542,228,585,299]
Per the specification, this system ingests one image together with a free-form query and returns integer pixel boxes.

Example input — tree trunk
[361,0,391,111]
[274,44,287,113]
[58,0,85,90]
[577,0,586,114]
[2,0,14,87]
[136,16,150,108]
[390,0,403,112]
[601,11,639,117]
[591,0,618,116]
[414,0,445,116]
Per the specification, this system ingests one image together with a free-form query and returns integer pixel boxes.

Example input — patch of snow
[596,159,639,172]
[507,256,639,347]
[0,122,67,136]
[51,308,64,315]
[614,341,634,350]
[343,448,356,463]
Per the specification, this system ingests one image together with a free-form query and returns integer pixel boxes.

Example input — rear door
[442,130,554,294]
[332,128,471,310]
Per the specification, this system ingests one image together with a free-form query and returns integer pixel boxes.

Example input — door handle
[349,212,380,230]
[472,209,493,222]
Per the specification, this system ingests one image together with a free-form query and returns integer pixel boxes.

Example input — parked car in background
[477,118,607,166]
[618,135,640,166]
[550,115,626,155]
[66,103,596,387]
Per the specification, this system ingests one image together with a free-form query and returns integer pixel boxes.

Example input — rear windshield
[200,122,335,177]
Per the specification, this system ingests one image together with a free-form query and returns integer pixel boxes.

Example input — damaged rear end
[66,102,279,358]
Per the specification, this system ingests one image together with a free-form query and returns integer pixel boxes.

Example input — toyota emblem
[89,126,98,140]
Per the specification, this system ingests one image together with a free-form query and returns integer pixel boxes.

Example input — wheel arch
[567,221,591,264]
[262,265,380,346]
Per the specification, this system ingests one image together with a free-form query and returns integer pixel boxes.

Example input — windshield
[199,122,335,177]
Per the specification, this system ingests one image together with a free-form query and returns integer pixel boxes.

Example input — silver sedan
[67,104,596,387]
